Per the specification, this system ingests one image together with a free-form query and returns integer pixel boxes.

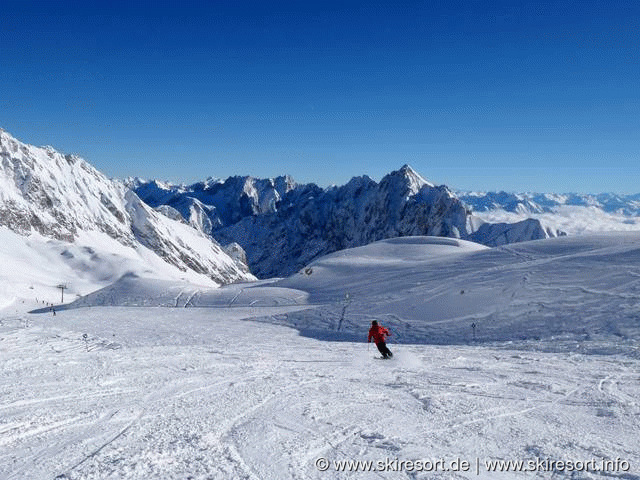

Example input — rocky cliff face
[0,129,253,285]
[211,166,475,278]
[132,174,297,234]
[133,165,560,278]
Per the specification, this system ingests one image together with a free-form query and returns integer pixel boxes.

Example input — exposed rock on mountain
[133,165,560,278]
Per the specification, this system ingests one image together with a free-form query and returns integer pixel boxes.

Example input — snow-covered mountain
[0,128,253,305]
[128,174,297,235]
[459,190,640,216]
[5,133,640,479]
[133,166,560,278]
[459,190,640,235]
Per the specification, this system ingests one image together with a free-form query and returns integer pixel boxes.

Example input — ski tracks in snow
[174,288,201,308]
[2,308,640,479]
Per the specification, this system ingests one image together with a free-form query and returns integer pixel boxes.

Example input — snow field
[1,308,638,479]
[2,233,640,478]
[0,226,221,315]
[275,235,640,350]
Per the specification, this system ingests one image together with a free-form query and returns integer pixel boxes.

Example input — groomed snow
[1,234,639,479]
[274,234,640,351]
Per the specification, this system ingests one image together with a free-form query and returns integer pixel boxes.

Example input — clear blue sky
[1,0,638,192]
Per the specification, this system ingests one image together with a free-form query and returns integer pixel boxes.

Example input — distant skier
[368,320,393,359]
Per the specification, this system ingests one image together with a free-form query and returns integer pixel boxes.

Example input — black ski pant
[375,341,393,358]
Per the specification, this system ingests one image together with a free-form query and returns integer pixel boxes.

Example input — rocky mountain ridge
[132,166,560,278]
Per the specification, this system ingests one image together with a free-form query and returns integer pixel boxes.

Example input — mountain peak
[399,164,433,185]
[399,164,416,174]
[381,165,434,195]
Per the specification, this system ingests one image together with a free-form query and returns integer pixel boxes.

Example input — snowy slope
[0,225,225,314]
[0,129,254,289]
[3,309,638,480]
[54,232,640,349]
[275,234,640,349]
[2,232,639,479]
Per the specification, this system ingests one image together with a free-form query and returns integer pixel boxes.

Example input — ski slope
[275,235,640,351]
[0,225,220,314]
[2,235,640,479]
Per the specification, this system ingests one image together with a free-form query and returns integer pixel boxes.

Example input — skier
[368,320,393,359]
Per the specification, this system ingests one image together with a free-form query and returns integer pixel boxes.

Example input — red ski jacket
[368,325,390,344]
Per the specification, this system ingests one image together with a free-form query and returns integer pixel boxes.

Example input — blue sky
[1,1,638,192]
